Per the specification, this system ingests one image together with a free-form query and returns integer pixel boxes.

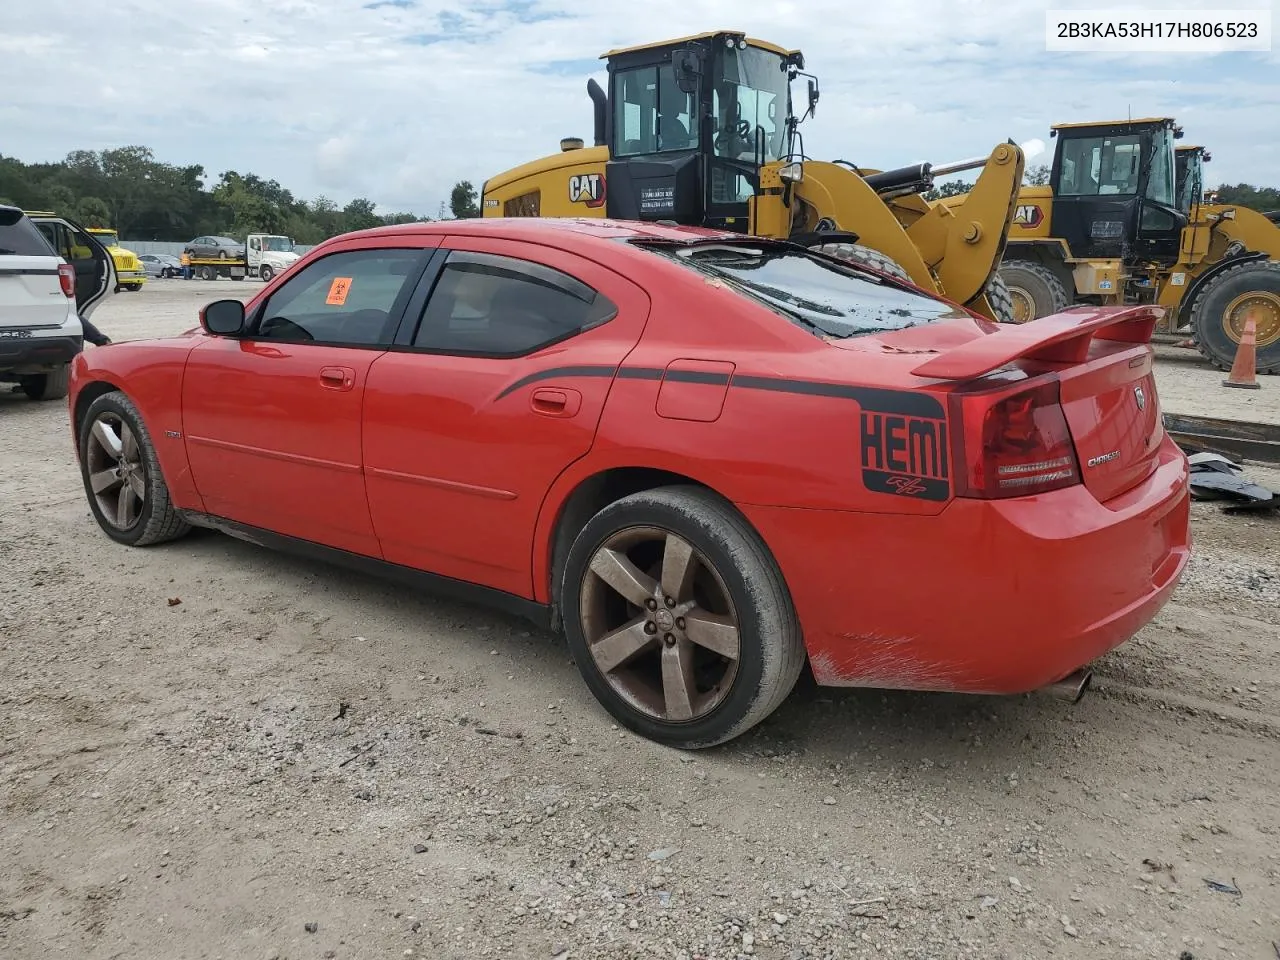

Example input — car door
[181,240,438,556]
[362,236,651,597]
[30,215,115,319]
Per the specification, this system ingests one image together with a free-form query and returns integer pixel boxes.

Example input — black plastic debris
[1203,877,1242,896]
[1184,449,1279,512]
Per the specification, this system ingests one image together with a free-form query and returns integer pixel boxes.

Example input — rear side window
[0,208,57,257]
[642,242,967,339]
[412,251,617,356]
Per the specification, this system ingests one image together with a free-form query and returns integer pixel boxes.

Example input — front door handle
[531,386,582,418]
[319,365,356,391]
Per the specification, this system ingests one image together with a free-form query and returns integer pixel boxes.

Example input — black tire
[997,261,1070,322]
[218,250,228,259]
[200,265,216,281]
[560,485,805,749]
[259,264,274,283]
[78,390,191,546]
[1187,259,1280,374]
[123,284,141,292]
[812,241,912,282]
[982,272,1017,323]
[19,364,70,401]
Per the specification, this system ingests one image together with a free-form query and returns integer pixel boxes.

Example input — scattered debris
[0,906,35,921]
[412,843,428,854]
[334,701,349,720]
[166,597,182,606]
[338,744,374,768]
[646,847,679,862]
[304,921,319,933]
[1203,878,1242,896]
[1185,450,1278,511]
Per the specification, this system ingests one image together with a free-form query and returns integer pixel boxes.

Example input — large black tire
[982,272,1016,324]
[1187,259,1280,374]
[259,264,274,283]
[812,241,911,282]
[560,485,805,750]
[997,261,1070,322]
[19,364,70,401]
[78,390,191,546]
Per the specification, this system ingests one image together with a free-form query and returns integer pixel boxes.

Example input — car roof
[341,216,740,246]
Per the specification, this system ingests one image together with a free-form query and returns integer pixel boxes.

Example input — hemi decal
[859,410,950,501]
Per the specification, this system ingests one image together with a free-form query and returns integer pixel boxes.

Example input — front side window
[253,248,423,346]
[412,251,617,356]
[1144,127,1176,207]
[613,65,697,157]
[1058,134,1142,197]
[644,241,966,339]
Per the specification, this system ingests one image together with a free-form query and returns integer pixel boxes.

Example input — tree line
[0,145,482,244]
[2,148,1275,245]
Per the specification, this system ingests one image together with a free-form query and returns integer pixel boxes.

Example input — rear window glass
[640,241,967,339]
[0,208,57,257]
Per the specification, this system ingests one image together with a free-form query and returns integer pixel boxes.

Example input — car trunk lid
[908,304,1166,503]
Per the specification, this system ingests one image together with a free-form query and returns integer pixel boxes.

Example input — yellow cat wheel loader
[481,31,1026,322]
[942,118,1280,373]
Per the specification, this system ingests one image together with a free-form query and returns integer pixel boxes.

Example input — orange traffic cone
[1222,312,1261,390]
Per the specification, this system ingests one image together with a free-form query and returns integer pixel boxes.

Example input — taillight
[949,378,1080,499]
[58,263,75,298]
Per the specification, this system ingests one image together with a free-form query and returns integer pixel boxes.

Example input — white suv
[0,206,114,401]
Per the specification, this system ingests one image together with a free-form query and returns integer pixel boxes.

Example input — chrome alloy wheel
[85,411,147,530]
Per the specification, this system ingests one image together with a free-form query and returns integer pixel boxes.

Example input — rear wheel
[997,261,1070,322]
[19,364,70,401]
[560,486,805,749]
[78,391,191,546]
[199,265,216,281]
[981,272,1016,324]
[1188,259,1280,374]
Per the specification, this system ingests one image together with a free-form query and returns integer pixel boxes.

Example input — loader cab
[1048,118,1185,265]
[598,32,809,231]
[1176,145,1211,214]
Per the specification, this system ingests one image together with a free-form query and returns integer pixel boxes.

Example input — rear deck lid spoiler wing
[910,305,1163,381]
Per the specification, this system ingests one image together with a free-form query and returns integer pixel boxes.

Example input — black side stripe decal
[495,364,943,418]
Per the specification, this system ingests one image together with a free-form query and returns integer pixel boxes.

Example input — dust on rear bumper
[739,435,1191,694]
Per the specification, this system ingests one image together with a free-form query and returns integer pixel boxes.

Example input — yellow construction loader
[942,118,1280,373]
[481,31,1027,322]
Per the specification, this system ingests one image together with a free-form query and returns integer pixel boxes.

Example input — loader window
[613,65,697,157]
[711,46,788,164]
[1057,134,1142,197]
[1144,126,1176,207]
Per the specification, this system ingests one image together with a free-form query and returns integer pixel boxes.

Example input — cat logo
[569,173,606,208]
[1012,204,1044,228]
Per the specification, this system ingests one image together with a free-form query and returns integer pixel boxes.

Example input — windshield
[263,236,294,252]
[643,242,966,339]
[1145,126,1176,207]
[1058,134,1142,197]
[711,45,790,164]
[92,230,120,246]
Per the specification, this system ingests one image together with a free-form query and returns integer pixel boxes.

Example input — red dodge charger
[67,217,1191,749]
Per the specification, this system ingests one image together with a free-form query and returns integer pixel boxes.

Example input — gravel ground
[2,280,1278,960]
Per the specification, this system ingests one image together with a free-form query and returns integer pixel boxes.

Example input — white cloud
[1,0,1276,215]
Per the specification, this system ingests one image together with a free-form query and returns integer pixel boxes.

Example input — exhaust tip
[1041,668,1092,703]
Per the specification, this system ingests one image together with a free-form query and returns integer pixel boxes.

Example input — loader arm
[902,142,1024,308]
[1207,204,1280,259]
[786,162,940,294]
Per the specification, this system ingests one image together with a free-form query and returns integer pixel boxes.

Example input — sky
[1,0,1276,217]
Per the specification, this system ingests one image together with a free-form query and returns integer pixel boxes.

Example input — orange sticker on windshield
[326,277,353,305]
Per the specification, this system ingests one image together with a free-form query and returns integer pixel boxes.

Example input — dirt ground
[2,279,1278,960]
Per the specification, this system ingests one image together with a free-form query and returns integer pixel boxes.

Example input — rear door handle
[319,365,356,391]
[531,386,582,418]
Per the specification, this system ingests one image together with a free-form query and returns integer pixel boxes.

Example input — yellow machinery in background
[941,119,1280,373]
[481,31,1026,322]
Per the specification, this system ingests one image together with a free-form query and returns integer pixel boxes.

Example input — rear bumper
[0,334,84,372]
[740,435,1191,694]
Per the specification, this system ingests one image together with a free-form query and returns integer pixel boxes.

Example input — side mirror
[806,79,818,118]
[200,299,246,336]
[671,50,701,95]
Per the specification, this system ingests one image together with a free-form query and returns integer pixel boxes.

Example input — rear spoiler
[911,305,1163,380]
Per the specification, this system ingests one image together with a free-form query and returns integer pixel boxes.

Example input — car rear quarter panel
[70,338,205,512]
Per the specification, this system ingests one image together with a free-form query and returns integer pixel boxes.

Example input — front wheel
[259,264,274,283]
[560,486,805,749]
[78,390,191,546]
[1188,259,1280,375]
